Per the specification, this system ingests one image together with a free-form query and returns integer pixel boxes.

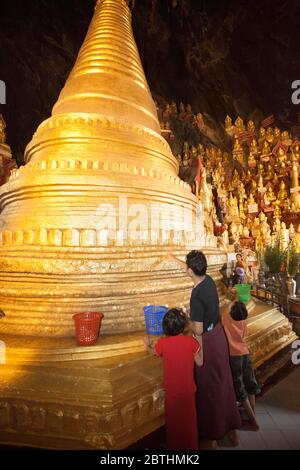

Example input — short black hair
[230,301,248,321]
[186,250,207,276]
[162,308,188,336]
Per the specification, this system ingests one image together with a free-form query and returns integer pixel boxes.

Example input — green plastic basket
[235,284,251,303]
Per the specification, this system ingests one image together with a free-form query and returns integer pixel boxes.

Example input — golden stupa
[0,0,296,450]
[0,0,200,339]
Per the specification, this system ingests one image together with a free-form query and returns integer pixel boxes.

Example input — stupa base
[0,298,297,450]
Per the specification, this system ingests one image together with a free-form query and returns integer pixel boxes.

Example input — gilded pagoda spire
[0,0,198,338]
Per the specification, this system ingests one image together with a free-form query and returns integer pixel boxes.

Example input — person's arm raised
[166,253,187,269]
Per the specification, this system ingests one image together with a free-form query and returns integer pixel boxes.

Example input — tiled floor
[220,365,300,450]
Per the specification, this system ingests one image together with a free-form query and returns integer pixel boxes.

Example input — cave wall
[0,0,299,163]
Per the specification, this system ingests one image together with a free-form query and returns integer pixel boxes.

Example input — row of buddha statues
[221,115,300,252]
[158,102,300,252]
[157,101,204,130]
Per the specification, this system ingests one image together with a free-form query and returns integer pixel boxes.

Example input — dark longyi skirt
[195,322,242,440]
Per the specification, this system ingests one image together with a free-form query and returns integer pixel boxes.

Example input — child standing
[144,308,201,450]
[222,301,261,430]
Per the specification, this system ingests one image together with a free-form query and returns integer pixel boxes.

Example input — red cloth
[155,335,199,450]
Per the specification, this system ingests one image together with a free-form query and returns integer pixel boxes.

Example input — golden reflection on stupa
[0,0,201,338]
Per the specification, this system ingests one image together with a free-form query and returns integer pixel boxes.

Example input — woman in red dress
[144,308,201,450]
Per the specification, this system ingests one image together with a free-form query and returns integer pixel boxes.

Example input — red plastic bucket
[73,312,104,346]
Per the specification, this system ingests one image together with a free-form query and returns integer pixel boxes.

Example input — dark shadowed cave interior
[0,0,300,163]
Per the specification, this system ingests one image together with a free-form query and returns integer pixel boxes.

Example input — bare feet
[242,398,260,431]
[227,430,240,447]
[199,439,220,450]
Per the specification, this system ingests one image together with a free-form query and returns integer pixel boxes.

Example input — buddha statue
[247,192,256,206]
[235,116,245,133]
[260,215,271,245]
[248,151,257,169]
[221,223,229,246]
[217,148,222,161]
[293,224,300,252]
[280,221,289,250]
[279,161,288,177]
[194,113,204,129]
[0,114,6,144]
[239,195,246,219]
[191,145,197,158]
[261,141,271,159]
[263,191,271,207]
[230,221,239,243]
[281,130,292,146]
[266,185,276,203]
[258,211,266,224]
[273,203,281,220]
[277,147,287,164]
[266,126,274,145]
[250,138,259,155]
[197,143,204,157]
[265,163,274,180]
[247,120,255,134]
[257,163,264,177]
[245,169,252,184]
[232,169,240,188]
[238,181,246,200]
[274,127,281,144]
[289,223,295,240]
[233,138,244,166]
[225,115,232,129]
[258,174,264,190]
[272,216,281,236]
[278,180,288,201]
[251,217,260,238]
[290,151,300,211]
[226,192,236,222]
[200,167,213,210]
[294,144,300,162]
[242,225,250,237]
[212,167,221,188]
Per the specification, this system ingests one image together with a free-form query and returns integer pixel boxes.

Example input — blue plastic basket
[143,305,168,335]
